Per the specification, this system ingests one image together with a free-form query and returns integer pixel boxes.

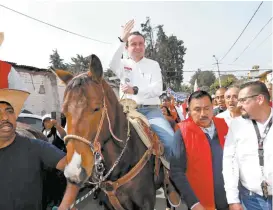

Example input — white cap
[42,114,51,122]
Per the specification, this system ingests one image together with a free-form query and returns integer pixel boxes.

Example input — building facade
[9,62,119,117]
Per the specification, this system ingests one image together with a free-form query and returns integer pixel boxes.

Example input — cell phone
[51,111,57,120]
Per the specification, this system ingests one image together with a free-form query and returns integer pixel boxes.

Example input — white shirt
[216,110,235,126]
[8,67,28,91]
[108,42,162,105]
[43,129,61,144]
[223,108,273,204]
[200,121,215,139]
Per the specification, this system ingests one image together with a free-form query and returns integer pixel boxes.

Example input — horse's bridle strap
[64,134,93,149]
[63,103,107,154]
[107,195,125,210]
[102,147,153,196]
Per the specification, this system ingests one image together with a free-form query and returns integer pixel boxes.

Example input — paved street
[75,188,188,210]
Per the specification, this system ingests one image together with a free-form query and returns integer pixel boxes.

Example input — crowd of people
[160,83,272,210]
[1,17,273,210]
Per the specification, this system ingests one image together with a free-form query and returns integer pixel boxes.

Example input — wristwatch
[133,86,139,95]
[118,37,124,42]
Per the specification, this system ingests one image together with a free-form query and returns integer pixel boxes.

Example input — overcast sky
[0,0,272,83]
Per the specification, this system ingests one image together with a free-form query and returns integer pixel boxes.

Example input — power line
[0,4,111,44]
[220,1,264,61]
[233,16,272,63]
[164,68,272,73]
[253,32,272,51]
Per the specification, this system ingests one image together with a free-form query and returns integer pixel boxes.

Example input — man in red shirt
[171,90,229,210]
[0,32,27,91]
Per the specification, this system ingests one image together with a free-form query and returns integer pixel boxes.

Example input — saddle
[119,99,170,171]
[99,99,181,209]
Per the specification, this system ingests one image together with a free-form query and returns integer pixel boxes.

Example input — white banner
[166,88,188,101]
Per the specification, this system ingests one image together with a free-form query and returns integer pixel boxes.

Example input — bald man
[213,87,227,116]
[216,87,241,126]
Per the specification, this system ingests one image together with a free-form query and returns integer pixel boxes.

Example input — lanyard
[252,117,272,166]
[252,117,272,198]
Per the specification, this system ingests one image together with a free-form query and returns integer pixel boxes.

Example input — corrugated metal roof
[4,61,49,72]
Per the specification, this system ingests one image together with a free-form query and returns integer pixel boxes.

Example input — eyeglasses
[237,94,259,103]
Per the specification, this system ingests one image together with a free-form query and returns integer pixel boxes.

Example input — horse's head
[54,54,119,186]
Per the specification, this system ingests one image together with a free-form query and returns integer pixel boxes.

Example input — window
[17,117,43,131]
[39,84,45,94]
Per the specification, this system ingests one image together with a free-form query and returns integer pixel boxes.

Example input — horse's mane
[65,73,91,93]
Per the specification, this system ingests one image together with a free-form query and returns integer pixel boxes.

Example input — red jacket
[178,117,228,210]
[0,60,11,89]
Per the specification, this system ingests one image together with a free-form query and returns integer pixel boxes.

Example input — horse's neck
[102,122,147,181]
[102,89,148,179]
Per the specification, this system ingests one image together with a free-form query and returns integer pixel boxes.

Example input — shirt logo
[124,66,132,71]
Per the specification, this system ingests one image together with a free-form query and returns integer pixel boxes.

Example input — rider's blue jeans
[137,107,174,161]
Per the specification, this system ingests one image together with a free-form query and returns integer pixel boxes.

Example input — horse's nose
[64,151,88,184]
[64,165,88,184]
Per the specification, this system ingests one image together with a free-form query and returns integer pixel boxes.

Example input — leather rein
[63,87,153,210]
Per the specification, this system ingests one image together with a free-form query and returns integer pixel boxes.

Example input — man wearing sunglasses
[223,81,272,210]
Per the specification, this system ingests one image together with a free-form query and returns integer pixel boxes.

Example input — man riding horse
[52,20,180,210]
[108,20,180,207]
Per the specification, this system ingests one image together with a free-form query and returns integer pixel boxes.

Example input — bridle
[63,83,155,210]
[63,85,131,185]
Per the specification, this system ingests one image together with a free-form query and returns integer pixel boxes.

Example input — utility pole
[213,55,222,87]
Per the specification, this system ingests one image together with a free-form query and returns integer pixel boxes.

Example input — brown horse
[54,55,169,210]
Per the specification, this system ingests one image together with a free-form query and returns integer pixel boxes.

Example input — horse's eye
[94,108,100,112]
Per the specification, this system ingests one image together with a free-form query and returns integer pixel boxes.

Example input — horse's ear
[89,54,103,81]
[51,68,74,85]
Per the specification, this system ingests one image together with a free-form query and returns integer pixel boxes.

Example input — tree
[69,54,90,74]
[190,69,216,88]
[199,86,210,92]
[49,49,68,70]
[104,69,120,86]
[252,65,260,70]
[140,17,187,91]
[179,84,193,93]
[140,17,157,60]
[49,50,92,74]
[210,74,238,93]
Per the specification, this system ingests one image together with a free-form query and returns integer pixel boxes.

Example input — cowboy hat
[0,32,4,46]
[0,89,30,119]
